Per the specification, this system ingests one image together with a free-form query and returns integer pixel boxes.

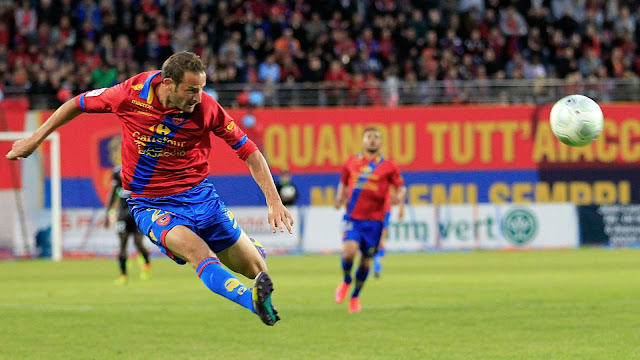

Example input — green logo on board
[501,209,538,245]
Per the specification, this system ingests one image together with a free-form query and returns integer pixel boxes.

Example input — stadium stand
[1,0,640,108]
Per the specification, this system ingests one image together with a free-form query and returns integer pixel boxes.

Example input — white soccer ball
[549,94,604,147]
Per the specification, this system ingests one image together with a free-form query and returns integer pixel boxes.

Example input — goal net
[0,131,62,261]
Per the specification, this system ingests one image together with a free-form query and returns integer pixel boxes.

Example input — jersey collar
[357,152,384,164]
[140,71,162,105]
[140,71,184,115]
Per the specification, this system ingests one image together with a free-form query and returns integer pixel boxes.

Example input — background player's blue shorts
[342,217,384,258]
[128,180,242,265]
[383,211,391,229]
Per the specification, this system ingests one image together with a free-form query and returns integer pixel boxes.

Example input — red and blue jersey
[340,153,404,222]
[75,71,257,198]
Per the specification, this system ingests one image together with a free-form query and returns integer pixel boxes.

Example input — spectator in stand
[258,53,281,83]
[274,27,303,61]
[579,47,602,77]
[91,62,117,88]
[324,59,349,106]
[14,0,37,39]
[113,34,133,65]
[302,56,324,83]
[304,12,327,46]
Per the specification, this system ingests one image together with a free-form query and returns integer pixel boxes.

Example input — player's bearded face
[170,71,207,113]
[362,131,382,154]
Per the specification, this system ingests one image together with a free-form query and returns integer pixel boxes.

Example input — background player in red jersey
[6,51,292,326]
[333,127,406,313]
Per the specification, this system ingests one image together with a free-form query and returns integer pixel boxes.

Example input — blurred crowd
[1,0,640,108]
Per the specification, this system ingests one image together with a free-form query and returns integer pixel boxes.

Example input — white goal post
[0,131,62,262]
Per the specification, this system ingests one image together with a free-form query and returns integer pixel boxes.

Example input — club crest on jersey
[171,112,189,126]
[156,214,171,226]
[92,132,122,206]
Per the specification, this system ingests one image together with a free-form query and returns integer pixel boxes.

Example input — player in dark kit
[105,166,151,285]
[334,127,406,313]
[6,51,292,326]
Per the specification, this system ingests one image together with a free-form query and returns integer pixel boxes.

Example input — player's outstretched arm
[334,182,348,209]
[245,151,294,233]
[6,99,83,160]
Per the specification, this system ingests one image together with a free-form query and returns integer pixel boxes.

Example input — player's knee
[359,257,372,268]
[245,258,267,279]
[343,249,357,260]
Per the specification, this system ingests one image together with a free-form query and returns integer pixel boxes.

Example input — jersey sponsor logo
[137,146,187,158]
[131,99,154,110]
[131,131,186,148]
[131,84,144,91]
[136,110,154,117]
[85,88,107,97]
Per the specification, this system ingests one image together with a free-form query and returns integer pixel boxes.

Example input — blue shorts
[127,180,242,265]
[342,217,384,258]
[383,211,391,229]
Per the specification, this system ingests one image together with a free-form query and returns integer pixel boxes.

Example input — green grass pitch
[1,249,640,360]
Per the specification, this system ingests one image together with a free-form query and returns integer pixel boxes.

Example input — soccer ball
[549,94,604,147]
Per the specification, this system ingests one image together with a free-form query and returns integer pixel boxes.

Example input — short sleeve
[389,162,404,187]
[209,96,258,160]
[340,158,351,185]
[75,81,129,113]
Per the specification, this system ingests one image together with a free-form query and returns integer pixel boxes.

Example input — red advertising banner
[45,104,640,177]
[251,105,640,173]
[31,103,640,206]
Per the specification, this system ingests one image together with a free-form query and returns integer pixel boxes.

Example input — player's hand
[333,199,344,209]
[6,137,39,160]
[391,193,403,205]
[268,202,294,234]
